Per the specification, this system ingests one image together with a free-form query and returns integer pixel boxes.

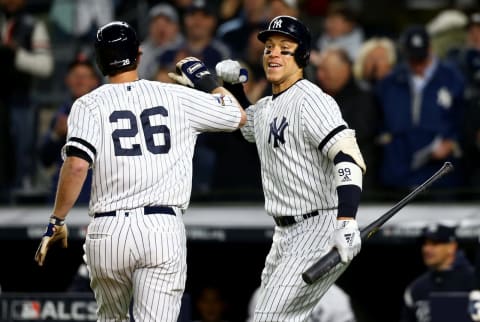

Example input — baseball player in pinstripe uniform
[34,21,246,322]
[215,16,365,321]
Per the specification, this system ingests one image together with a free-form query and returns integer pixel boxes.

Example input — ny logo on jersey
[271,18,282,29]
[268,116,288,148]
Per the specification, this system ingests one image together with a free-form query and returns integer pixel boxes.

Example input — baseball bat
[302,161,454,285]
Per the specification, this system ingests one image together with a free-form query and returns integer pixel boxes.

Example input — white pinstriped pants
[254,212,349,322]
[84,208,187,322]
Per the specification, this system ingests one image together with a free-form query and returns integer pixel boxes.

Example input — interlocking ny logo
[272,18,282,29]
[268,116,288,148]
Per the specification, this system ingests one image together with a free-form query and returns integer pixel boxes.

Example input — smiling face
[262,34,304,93]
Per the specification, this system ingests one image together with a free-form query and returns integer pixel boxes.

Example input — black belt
[94,206,176,218]
[273,210,320,227]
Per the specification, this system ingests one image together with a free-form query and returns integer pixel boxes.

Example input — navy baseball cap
[148,3,179,24]
[422,224,456,243]
[401,25,430,61]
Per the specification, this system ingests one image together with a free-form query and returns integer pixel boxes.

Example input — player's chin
[265,71,282,83]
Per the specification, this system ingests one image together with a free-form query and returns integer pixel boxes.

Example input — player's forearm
[212,86,247,126]
[52,157,89,219]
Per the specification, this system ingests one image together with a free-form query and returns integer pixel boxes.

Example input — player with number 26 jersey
[66,80,241,215]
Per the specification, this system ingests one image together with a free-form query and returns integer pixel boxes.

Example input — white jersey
[64,79,241,215]
[241,79,349,216]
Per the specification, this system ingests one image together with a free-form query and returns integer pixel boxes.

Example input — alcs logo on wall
[1,296,97,321]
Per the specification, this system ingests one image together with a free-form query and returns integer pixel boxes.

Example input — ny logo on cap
[272,18,283,29]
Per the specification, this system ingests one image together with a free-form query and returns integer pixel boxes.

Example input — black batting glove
[168,57,219,93]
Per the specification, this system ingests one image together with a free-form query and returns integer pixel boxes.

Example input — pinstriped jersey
[64,79,241,215]
[241,79,350,216]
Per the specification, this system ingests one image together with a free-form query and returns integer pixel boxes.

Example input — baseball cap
[401,25,430,61]
[185,0,216,16]
[422,223,456,243]
[148,3,179,24]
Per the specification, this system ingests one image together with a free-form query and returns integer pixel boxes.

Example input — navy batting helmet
[257,15,311,68]
[95,21,139,76]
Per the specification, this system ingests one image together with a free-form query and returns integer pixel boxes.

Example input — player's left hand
[469,290,480,321]
[168,56,219,93]
[333,219,361,263]
[34,216,68,266]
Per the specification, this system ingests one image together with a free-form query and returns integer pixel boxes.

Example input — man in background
[401,223,476,322]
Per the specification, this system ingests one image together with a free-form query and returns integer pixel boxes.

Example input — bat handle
[302,249,341,285]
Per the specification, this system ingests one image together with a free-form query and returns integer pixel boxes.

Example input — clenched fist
[215,59,248,84]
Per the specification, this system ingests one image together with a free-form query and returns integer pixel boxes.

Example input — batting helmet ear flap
[294,43,310,68]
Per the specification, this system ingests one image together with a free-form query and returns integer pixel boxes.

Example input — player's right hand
[333,219,361,263]
[34,216,68,266]
[215,59,248,84]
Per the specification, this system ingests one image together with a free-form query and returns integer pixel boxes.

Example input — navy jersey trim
[318,125,347,151]
[69,137,97,156]
[65,146,93,164]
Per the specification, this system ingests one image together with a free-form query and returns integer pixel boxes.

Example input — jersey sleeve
[303,92,349,155]
[240,105,256,143]
[177,86,242,133]
[61,97,100,163]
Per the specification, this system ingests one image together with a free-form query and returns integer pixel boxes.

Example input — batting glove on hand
[34,216,68,266]
[469,290,480,321]
[333,219,361,263]
[215,59,248,84]
[168,56,219,93]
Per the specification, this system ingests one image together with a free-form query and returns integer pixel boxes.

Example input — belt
[273,210,320,227]
[94,206,176,218]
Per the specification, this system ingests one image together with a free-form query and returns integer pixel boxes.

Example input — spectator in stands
[0,0,53,196]
[159,0,230,71]
[39,60,100,205]
[426,9,468,59]
[194,285,230,322]
[446,12,480,191]
[137,3,183,80]
[353,37,397,89]
[401,223,476,322]
[218,0,242,23]
[315,47,381,192]
[49,0,114,58]
[159,0,233,197]
[313,3,364,61]
[238,23,271,102]
[375,25,465,195]
[216,0,269,57]
[267,0,299,19]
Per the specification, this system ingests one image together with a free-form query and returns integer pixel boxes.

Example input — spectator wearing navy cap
[157,0,233,197]
[137,3,184,80]
[375,25,465,197]
[400,223,476,322]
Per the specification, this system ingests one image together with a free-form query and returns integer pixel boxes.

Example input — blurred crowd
[1,0,480,205]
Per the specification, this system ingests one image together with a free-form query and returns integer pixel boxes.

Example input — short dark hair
[66,59,98,76]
